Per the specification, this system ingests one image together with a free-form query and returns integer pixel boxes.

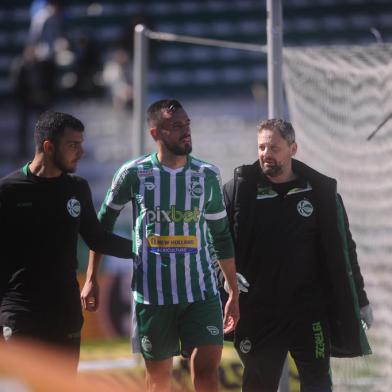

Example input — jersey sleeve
[205,170,234,260]
[98,165,134,232]
[78,178,133,258]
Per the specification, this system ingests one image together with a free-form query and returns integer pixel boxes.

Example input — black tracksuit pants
[234,309,332,392]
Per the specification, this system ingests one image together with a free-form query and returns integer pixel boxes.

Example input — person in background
[222,118,372,392]
[10,44,55,157]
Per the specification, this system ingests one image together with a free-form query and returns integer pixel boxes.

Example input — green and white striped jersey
[98,153,234,305]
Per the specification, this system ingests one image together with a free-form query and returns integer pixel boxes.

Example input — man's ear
[42,140,54,154]
[291,142,298,157]
[150,127,158,141]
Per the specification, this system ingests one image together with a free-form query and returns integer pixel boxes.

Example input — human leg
[189,344,222,392]
[180,295,224,392]
[144,357,173,392]
[235,340,287,392]
[290,313,332,392]
[135,302,181,390]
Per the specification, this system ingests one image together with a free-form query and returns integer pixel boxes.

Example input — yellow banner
[147,235,198,254]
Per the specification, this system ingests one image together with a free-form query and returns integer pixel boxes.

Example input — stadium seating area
[1,0,392,99]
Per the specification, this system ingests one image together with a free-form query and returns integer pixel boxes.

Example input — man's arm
[337,194,368,306]
[337,194,373,328]
[205,170,240,332]
[79,179,133,258]
[81,251,104,312]
[81,167,134,311]
[217,257,240,334]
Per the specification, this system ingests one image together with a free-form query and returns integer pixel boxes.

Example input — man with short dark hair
[0,110,133,371]
[223,118,372,391]
[81,99,239,392]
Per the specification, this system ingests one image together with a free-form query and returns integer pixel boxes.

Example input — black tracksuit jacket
[223,159,371,357]
[0,164,133,334]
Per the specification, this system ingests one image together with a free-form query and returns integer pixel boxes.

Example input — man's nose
[79,145,85,158]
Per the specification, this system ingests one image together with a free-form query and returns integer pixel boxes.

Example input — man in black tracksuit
[223,119,372,391]
[0,111,133,371]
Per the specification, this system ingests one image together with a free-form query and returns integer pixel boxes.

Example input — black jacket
[223,159,371,357]
[0,164,133,333]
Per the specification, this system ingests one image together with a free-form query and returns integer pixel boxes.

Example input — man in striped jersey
[81,99,239,392]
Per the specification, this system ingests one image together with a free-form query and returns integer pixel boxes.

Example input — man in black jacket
[0,111,133,371]
[223,119,372,391]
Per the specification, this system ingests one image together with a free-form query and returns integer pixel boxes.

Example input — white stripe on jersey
[194,165,207,300]
[205,210,227,220]
[184,167,194,303]
[203,218,218,295]
[169,172,179,304]
[192,158,219,296]
[153,170,164,305]
[139,179,150,304]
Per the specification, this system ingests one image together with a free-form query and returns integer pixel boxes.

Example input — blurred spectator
[102,49,133,110]
[30,0,48,20]
[73,33,102,98]
[29,0,65,60]
[10,44,55,157]
[117,11,159,73]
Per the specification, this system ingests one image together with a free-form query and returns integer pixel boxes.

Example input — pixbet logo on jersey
[145,206,201,223]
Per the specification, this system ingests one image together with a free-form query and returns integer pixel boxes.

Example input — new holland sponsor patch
[147,235,198,254]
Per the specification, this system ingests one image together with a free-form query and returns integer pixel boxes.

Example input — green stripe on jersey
[99,153,233,305]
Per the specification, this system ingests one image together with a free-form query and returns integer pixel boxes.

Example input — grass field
[79,339,243,391]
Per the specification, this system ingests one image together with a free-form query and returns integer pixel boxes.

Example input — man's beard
[164,139,192,156]
[261,160,282,177]
[53,150,76,173]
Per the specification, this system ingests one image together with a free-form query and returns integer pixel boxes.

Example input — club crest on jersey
[297,199,313,217]
[189,181,203,198]
[67,198,81,218]
[239,338,252,354]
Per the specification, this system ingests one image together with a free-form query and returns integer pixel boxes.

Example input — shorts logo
[141,336,152,353]
[67,198,81,218]
[3,326,12,341]
[239,338,252,354]
[297,199,313,217]
[189,181,203,198]
[206,326,219,336]
[144,181,155,190]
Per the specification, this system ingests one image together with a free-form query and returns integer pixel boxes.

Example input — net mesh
[283,43,392,391]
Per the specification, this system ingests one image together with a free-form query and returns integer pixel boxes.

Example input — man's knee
[144,358,173,391]
[191,345,222,389]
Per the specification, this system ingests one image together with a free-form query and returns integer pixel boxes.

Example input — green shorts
[135,294,223,360]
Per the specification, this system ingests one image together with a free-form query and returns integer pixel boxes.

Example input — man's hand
[360,304,374,330]
[224,273,249,294]
[80,279,100,312]
[213,258,250,293]
[223,291,240,334]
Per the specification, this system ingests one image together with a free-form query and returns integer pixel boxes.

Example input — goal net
[283,43,392,391]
